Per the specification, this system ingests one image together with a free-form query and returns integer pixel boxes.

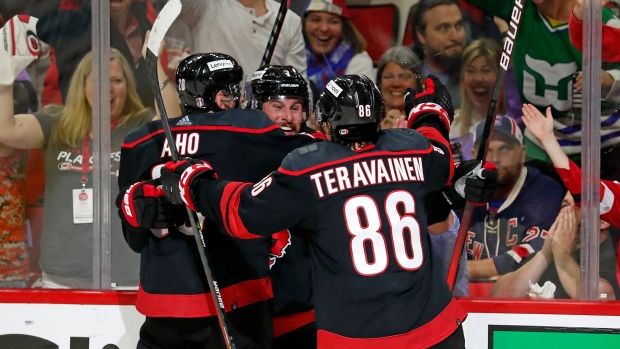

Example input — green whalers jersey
[466,0,620,162]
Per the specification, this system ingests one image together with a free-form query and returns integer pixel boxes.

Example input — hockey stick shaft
[145,1,235,348]
[446,0,524,291]
[260,0,288,67]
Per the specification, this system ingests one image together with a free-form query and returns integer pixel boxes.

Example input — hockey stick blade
[260,0,288,67]
[446,0,524,291]
[145,1,236,348]
[147,0,181,58]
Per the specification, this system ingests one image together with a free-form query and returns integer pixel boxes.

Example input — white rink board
[0,303,144,348]
[1,302,620,348]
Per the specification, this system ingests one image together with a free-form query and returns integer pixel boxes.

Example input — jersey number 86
[345,190,423,276]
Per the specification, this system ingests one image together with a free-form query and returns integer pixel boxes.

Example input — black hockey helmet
[248,65,310,116]
[175,53,244,113]
[315,75,383,143]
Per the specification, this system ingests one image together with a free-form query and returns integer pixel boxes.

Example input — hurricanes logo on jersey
[269,230,292,268]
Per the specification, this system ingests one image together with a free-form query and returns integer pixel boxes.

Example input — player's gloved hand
[404,75,454,137]
[116,179,188,231]
[0,15,39,86]
[442,160,498,209]
[160,158,217,211]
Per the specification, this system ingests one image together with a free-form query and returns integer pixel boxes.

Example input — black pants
[137,301,273,349]
[429,324,466,349]
[273,322,317,349]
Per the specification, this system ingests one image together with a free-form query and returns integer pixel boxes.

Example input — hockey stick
[145,1,236,348]
[260,0,288,67]
[445,0,524,291]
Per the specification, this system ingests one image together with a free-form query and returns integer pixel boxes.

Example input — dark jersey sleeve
[194,168,314,240]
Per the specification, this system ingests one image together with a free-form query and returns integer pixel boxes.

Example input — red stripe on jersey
[316,298,466,349]
[122,124,282,148]
[220,182,262,239]
[278,147,435,176]
[273,310,315,338]
[135,277,273,317]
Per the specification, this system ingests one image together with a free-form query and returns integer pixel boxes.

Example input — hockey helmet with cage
[248,65,310,116]
[176,53,244,113]
[315,75,383,143]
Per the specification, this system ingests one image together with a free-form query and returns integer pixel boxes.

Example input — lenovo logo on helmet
[339,129,349,135]
[208,60,234,71]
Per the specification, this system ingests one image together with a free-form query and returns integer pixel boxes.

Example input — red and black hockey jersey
[118,109,316,318]
[193,127,467,348]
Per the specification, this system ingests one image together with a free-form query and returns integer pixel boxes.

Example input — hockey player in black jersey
[158,75,492,348]
[116,53,317,349]
[248,64,324,139]
[248,64,319,348]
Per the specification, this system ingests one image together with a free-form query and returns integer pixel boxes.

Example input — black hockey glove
[404,75,454,139]
[116,179,188,230]
[442,160,498,209]
[160,158,218,212]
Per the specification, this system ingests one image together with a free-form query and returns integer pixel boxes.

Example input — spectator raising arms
[450,39,506,162]
[0,18,179,288]
[302,0,375,95]
[522,103,620,230]
[523,102,620,292]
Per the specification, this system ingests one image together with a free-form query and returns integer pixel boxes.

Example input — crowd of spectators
[0,0,619,307]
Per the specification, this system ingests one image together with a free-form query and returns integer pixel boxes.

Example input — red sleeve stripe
[122,124,282,148]
[136,278,273,317]
[278,147,435,177]
[219,182,262,239]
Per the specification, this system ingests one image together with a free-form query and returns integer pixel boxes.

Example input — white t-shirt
[188,0,307,78]
[346,51,376,83]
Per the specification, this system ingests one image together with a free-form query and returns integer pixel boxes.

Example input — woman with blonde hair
[450,39,507,162]
[303,0,375,95]
[0,43,180,288]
